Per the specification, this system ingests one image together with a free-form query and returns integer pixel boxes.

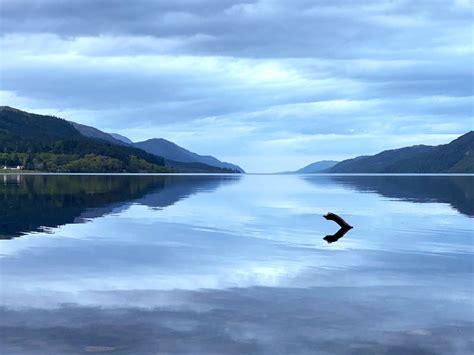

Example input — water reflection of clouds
[1,285,472,355]
[0,175,473,354]
[1,216,471,308]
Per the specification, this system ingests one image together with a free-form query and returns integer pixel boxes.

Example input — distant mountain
[133,138,245,173]
[0,106,168,173]
[109,133,133,144]
[70,122,127,146]
[0,106,241,173]
[327,132,474,173]
[295,160,339,173]
[71,122,243,172]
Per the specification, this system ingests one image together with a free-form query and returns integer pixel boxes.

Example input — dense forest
[0,107,170,173]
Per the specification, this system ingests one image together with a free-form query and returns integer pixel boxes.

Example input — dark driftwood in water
[323,212,353,244]
[323,212,353,230]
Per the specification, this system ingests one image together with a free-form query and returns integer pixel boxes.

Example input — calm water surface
[0,174,473,354]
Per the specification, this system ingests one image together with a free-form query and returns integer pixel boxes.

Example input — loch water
[0,174,473,354]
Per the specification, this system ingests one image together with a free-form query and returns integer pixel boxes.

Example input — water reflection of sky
[0,175,473,354]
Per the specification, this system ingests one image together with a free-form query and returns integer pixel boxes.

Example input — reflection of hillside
[134,175,237,208]
[304,175,474,217]
[0,174,240,239]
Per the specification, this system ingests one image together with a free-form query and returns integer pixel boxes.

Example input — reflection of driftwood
[323,212,353,244]
[324,227,351,244]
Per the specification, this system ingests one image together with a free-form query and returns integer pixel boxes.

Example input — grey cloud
[1,0,471,59]
[2,53,471,129]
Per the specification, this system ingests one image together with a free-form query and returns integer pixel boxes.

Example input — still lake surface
[0,174,473,354]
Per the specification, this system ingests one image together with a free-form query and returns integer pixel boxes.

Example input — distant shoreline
[2,172,473,176]
[1,172,244,176]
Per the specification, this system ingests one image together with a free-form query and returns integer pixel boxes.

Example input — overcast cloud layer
[0,0,472,172]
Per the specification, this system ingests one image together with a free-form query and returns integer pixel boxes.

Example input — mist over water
[0,174,473,354]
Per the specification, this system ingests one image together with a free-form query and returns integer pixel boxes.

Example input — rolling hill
[133,138,245,173]
[109,133,133,144]
[294,160,339,173]
[0,106,169,173]
[327,132,474,173]
[0,107,242,173]
[70,121,128,146]
[70,122,243,172]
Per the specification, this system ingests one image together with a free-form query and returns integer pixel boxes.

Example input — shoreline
[2,172,473,176]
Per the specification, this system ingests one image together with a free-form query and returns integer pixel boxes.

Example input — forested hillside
[327,132,474,173]
[0,106,169,173]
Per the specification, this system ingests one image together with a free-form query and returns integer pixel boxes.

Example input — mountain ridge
[325,132,474,173]
[67,119,244,172]
[293,160,339,174]
[71,121,128,146]
[109,133,133,144]
[0,107,241,173]
[0,106,168,173]
[133,138,245,173]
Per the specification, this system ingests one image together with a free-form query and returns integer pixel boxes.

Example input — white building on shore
[2,165,24,170]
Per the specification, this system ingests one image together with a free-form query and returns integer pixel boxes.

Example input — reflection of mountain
[304,175,474,217]
[0,174,240,240]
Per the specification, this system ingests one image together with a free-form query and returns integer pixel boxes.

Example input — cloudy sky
[0,0,472,172]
